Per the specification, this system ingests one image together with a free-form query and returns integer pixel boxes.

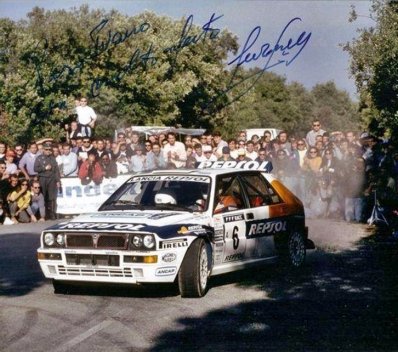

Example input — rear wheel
[286,231,306,267]
[178,238,210,298]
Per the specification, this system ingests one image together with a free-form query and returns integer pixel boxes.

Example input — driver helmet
[155,189,177,205]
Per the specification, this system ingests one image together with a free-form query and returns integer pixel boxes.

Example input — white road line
[53,320,113,352]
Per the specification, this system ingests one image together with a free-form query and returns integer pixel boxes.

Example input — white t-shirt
[76,106,97,125]
[163,141,187,168]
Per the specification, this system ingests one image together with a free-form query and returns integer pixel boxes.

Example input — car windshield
[99,175,211,212]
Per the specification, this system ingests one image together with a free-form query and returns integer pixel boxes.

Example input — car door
[212,174,248,263]
[239,173,284,258]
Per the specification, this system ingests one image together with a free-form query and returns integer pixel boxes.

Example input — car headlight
[56,234,65,246]
[143,235,155,249]
[132,235,143,248]
[131,234,156,250]
[44,233,55,246]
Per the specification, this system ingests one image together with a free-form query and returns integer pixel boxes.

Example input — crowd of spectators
[1,110,397,230]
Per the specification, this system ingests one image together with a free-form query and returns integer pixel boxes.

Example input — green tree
[344,0,398,137]
[311,81,361,132]
[0,6,238,144]
[225,70,318,138]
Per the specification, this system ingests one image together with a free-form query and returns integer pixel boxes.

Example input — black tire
[284,231,306,268]
[178,238,210,298]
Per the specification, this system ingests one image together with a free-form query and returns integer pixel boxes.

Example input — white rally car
[37,166,314,297]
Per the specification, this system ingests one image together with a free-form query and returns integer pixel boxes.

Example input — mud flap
[306,238,315,249]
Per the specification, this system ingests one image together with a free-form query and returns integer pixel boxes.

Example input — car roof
[132,168,275,179]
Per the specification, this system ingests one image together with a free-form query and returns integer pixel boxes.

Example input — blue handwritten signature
[164,13,221,54]
[217,17,311,106]
[26,14,310,112]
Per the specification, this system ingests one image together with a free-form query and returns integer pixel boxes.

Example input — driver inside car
[214,194,239,213]
[154,189,177,205]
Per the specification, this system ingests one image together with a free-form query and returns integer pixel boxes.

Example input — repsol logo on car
[159,238,188,249]
[246,220,287,238]
[223,214,244,223]
[197,160,271,170]
[56,222,145,231]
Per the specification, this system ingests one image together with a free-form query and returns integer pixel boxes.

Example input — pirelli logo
[159,239,188,249]
[246,220,287,238]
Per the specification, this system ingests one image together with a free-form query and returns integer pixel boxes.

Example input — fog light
[38,252,62,260]
[124,255,158,263]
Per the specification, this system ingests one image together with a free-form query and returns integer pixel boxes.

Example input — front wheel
[178,238,210,298]
[286,231,306,268]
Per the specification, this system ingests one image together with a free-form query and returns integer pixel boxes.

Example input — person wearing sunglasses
[27,180,45,222]
[306,119,326,147]
[13,144,25,168]
[34,142,61,220]
[303,148,322,174]
[255,148,273,172]
[7,179,31,223]
[77,137,96,162]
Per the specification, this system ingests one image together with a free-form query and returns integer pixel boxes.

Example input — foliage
[344,0,398,137]
[224,73,360,139]
[311,81,361,133]
[0,6,238,144]
[0,6,362,145]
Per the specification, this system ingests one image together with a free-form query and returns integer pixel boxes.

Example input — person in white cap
[202,145,217,161]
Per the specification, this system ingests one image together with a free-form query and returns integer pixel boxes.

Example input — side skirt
[210,256,278,276]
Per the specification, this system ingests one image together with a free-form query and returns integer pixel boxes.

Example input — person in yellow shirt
[302,148,322,173]
[7,179,31,223]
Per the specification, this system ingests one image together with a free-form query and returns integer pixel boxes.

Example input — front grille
[97,235,126,249]
[67,234,93,248]
[65,233,129,250]
[66,254,120,266]
[58,265,133,278]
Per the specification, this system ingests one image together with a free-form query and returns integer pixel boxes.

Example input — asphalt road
[0,219,397,352]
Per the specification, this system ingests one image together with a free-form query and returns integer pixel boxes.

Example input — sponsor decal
[246,220,287,238]
[90,212,149,218]
[149,213,180,220]
[155,266,177,276]
[223,214,244,223]
[162,253,177,263]
[132,175,210,183]
[178,226,189,234]
[197,160,271,170]
[224,252,244,262]
[56,222,145,231]
[159,238,188,249]
[178,225,207,235]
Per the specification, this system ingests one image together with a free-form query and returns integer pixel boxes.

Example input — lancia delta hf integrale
[38,166,314,297]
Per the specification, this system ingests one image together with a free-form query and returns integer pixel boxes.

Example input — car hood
[47,210,211,233]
